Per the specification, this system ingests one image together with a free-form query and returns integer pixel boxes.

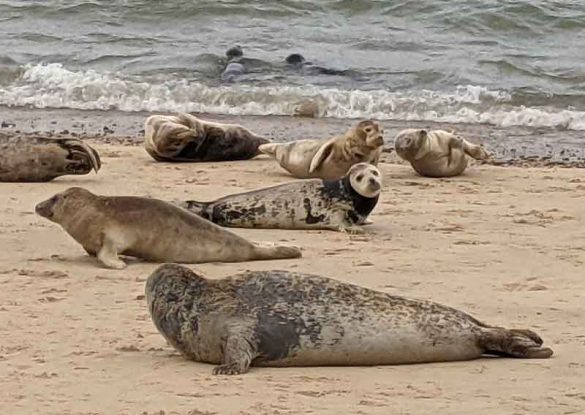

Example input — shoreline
[1,106,584,167]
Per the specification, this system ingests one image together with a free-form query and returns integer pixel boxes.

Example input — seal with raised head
[35,187,301,269]
[144,112,270,162]
[258,120,384,180]
[0,133,101,182]
[179,162,382,234]
[221,45,245,82]
[394,128,490,178]
[146,264,554,375]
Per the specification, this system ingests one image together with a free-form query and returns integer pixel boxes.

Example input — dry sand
[1,142,584,414]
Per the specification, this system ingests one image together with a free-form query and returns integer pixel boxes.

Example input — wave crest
[0,63,583,131]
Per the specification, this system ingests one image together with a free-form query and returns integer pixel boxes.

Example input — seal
[221,45,245,82]
[179,162,382,233]
[258,120,384,180]
[144,112,270,162]
[394,128,490,177]
[146,264,554,375]
[35,187,302,269]
[0,133,101,182]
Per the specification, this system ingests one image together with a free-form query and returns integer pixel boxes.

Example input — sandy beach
[1,126,584,414]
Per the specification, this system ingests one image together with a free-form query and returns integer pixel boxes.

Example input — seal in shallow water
[394,128,490,177]
[146,264,554,375]
[0,133,101,182]
[35,187,301,269]
[144,113,270,162]
[179,162,382,233]
[258,120,384,180]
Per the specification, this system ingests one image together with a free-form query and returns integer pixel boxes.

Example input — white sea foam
[1,63,584,130]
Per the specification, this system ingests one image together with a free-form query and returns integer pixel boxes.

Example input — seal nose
[35,201,49,218]
[369,178,380,191]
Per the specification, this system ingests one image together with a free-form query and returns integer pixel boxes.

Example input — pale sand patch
[1,144,584,414]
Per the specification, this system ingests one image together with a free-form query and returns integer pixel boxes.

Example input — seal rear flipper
[479,327,553,359]
[258,143,280,157]
[58,139,102,174]
[250,244,302,261]
[181,200,212,220]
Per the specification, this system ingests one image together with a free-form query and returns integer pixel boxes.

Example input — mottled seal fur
[394,128,490,177]
[146,264,554,375]
[258,120,384,180]
[0,133,101,182]
[144,113,270,162]
[179,163,382,233]
[35,187,301,269]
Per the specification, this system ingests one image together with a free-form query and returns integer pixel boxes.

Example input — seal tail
[250,244,302,261]
[479,327,553,359]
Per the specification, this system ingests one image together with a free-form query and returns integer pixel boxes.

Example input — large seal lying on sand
[35,187,301,269]
[144,113,270,162]
[146,264,553,375]
[258,120,384,180]
[394,128,490,177]
[179,162,381,233]
[0,133,100,182]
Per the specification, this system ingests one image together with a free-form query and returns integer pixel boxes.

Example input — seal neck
[341,175,379,218]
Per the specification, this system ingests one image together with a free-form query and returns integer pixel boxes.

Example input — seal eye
[371,170,379,176]
[364,127,372,134]
[356,174,364,181]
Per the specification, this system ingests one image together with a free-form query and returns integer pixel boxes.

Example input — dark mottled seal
[35,187,301,269]
[394,128,490,177]
[0,133,101,182]
[144,113,270,162]
[179,162,382,233]
[146,264,553,375]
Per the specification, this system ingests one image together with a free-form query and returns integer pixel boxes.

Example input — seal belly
[256,325,483,366]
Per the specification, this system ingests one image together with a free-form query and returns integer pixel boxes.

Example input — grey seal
[146,264,554,375]
[394,128,490,177]
[179,162,382,233]
[258,120,384,180]
[221,45,245,82]
[0,133,100,182]
[144,113,270,162]
[35,187,301,269]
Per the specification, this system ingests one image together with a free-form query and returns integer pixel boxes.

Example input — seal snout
[368,177,381,191]
[35,197,55,219]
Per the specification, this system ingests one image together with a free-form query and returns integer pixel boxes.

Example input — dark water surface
[0,0,584,130]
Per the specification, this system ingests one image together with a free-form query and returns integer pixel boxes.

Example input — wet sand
[0,111,584,414]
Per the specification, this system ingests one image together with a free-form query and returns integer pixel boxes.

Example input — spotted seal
[146,264,553,375]
[35,187,301,269]
[179,162,381,233]
[394,128,490,177]
[144,112,270,162]
[258,120,384,180]
[0,133,100,182]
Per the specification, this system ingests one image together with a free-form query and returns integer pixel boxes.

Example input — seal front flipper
[97,233,127,269]
[308,138,336,174]
[212,325,258,375]
[479,327,553,359]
